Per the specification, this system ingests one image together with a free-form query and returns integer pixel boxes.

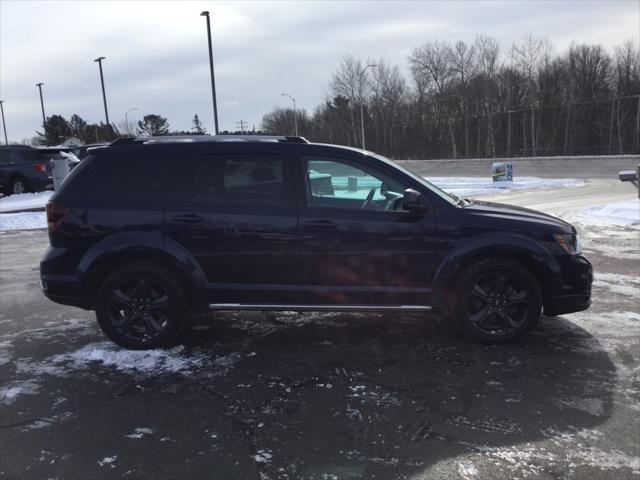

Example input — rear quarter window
[59,148,183,202]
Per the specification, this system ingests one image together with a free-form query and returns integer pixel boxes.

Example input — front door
[165,150,299,305]
[296,153,439,306]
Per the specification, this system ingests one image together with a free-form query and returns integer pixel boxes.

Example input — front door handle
[172,214,204,224]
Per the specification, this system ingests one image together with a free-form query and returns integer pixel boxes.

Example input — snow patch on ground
[593,272,640,299]
[52,342,209,374]
[579,199,640,226]
[0,191,53,213]
[97,455,117,467]
[125,427,154,439]
[0,379,40,405]
[457,461,479,478]
[0,211,46,231]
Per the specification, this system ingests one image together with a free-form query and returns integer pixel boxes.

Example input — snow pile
[53,342,209,374]
[579,199,639,226]
[0,191,53,213]
[427,176,583,197]
[0,212,46,231]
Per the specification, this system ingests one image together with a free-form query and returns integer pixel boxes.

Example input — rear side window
[59,149,179,201]
[183,154,291,206]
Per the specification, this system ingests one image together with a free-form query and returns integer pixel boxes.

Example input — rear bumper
[544,254,593,316]
[40,274,90,309]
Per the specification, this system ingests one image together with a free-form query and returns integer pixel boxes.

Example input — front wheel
[452,258,542,342]
[95,262,190,349]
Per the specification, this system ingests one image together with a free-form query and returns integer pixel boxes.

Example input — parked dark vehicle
[40,136,592,349]
[0,145,71,195]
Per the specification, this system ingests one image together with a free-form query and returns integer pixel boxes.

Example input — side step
[208,304,432,312]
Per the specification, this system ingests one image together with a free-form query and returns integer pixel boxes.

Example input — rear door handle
[172,214,204,224]
[304,220,337,229]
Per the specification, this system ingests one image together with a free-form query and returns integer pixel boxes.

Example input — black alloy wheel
[96,263,189,349]
[453,259,542,342]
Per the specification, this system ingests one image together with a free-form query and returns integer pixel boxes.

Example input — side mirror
[403,188,428,213]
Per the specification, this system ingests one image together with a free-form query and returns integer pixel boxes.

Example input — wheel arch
[77,233,208,310]
[432,233,560,313]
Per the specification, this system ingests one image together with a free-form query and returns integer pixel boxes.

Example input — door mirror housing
[403,188,428,213]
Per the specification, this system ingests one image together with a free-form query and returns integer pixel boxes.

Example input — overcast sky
[1,0,638,142]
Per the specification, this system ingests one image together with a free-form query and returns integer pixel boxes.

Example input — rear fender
[77,232,208,309]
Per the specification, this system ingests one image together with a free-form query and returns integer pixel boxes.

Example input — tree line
[262,36,640,159]
[31,113,210,146]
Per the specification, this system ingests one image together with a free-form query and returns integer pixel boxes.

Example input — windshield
[371,154,460,206]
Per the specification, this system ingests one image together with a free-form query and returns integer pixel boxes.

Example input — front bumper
[544,254,593,316]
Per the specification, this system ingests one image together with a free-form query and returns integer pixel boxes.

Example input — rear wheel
[9,177,30,195]
[95,262,190,349]
[452,258,541,342]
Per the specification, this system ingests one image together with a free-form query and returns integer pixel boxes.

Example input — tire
[451,258,542,343]
[95,262,190,349]
[9,177,30,195]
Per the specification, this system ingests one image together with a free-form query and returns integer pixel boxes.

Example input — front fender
[432,232,561,306]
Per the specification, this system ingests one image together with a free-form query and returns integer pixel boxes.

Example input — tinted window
[60,149,178,201]
[186,154,289,206]
[303,156,408,211]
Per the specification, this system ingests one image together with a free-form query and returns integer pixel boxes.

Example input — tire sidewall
[452,258,542,343]
[95,262,189,349]
[10,177,29,195]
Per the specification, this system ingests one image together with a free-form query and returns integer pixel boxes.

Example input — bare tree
[409,41,458,158]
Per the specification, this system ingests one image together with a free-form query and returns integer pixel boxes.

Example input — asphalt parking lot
[1,187,639,479]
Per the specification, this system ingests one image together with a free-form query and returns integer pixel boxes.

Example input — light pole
[200,11,219,135]
[0,100,7,145]
[125,107,138,136]
[359,64,377,150]
[36,83,46,127]
[280,93,297,136]
[94,57,110,126]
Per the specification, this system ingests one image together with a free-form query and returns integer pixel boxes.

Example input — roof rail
[109,135,310,146]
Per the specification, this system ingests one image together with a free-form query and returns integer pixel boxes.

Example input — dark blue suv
[0,145,58,194]
[40,136,592,349]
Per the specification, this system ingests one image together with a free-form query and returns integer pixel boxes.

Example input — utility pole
[280,93,297,136]
[0,100,8,145]
[94,57,110,126]
[36,83,46,127]
[236,119,247,133]
[201,11,219,135]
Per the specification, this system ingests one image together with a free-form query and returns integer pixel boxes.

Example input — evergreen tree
[136,114,170,136]
[36,115,71,146]
[191,114,206,135]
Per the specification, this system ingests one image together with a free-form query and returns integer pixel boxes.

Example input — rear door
[165,147,299,305]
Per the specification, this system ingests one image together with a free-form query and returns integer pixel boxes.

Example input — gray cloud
[0,0,637,141]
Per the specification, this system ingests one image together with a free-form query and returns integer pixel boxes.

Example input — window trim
[175,151,297,208]
[297,154,414,214]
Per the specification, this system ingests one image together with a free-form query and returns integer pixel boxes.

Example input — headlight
[554,233,582,255]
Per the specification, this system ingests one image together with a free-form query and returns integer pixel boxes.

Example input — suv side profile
[40,136,592,349]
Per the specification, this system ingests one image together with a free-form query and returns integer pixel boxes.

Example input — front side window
[303,156,408,211]
[190,154,289,206]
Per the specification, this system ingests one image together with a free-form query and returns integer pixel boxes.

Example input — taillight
[33,162,46,173]
[46,202,71,233]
